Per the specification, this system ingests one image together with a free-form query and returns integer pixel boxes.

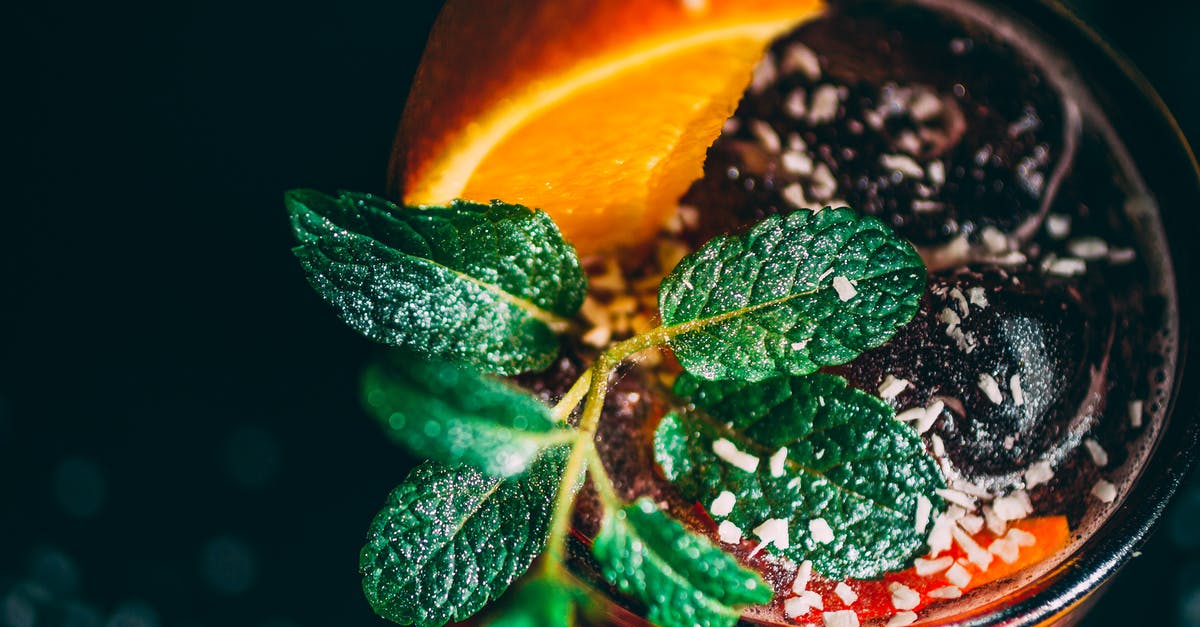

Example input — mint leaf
[486,575,578,627]
[654,373,944,579]
[363,355,572,478]
[658,208,924,381]
[592,498,772,627]
[360,447,567,627]
[287,190,586,375]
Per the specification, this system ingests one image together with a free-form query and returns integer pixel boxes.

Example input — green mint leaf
[363,355,572,478]
[654,372,944,579]
[360,447,567,627]
[486,575,578,627]
[592,498,772,627]
[287,189,586,375]
[658,208,924,381]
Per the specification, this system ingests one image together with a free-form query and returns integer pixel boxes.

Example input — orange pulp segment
[395,0,825,255]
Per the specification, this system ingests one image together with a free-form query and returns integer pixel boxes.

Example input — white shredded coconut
[917,400,944,434]
[1068,236,1109,260]
[782,150,814,175]
[1092,480,1117,503]
[792,560,813,593]
[1129,400,1144,428]
[1084,438,1109,467]
[968,286,989,308]
[1024,461,1054,488]
[710,491,736,517]
[896,407,926,422]
[809,518,835,544]
[888,582,921,611]
[1046,213,1071,239]
[1006,528,1037,547]
[988,537,1020,564]
[980,226,1008,253]
[769,447,789,478]
[782,182,809,209]
[878,375,911,400]
[937,307,961,326]
[945,562,972,588]
[977,373,1004,404]
[823,610,860,627]
[1047,257,1087,277]
[880,154,925,179]
[983,505,1007,536]
[712,438,760,472]
[914,556,953,576]
[886,611,919,627]
[992,491,1032,521]
[936,488,977,510]
[780,42,821,81]
[809,85,841,125]
[959,514,985,535]
[784,591,823,617]
[931,434,946,457]
[1010,373,1025,406]
[749,54,777,94]
[753,518,790,550]
[833,276,858,301]
[834,582,858,606]
[750,119,781,153]
[928,586,963,599]
[928,514,954,556]
[718,520,743,544]
[952,524,994,569]
[915,495,932,534]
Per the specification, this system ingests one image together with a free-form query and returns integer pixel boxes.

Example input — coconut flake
[915,495,933,534]
[792,560,814,593]
[753,518,790,550]
[936,488,977,510]
[1006,528,1037,547]
[977,373,1003,404]
[928,514,954,556]
[833,276,857,301]
[785,591,824,617]
[878,375,911,400]
[1084,438,1109,467]
[1024,461,1054,488]
[937,307,961,326]
[881,154,925,179]
[710,491,736,517]
[1046,214,1071,239]
[928,586,963,599]
[945,563,972,588]
[959,515,985,535]
[750,119,782,153]
[713,438,760,472]
[1092,480,1117,503]
[914,556,953,576]
[834,582,859,606]
[1129,400,1144,428]
[1068,237,1109,260]
[749,54,777,94]
[952,524,994,569]
[980,226,1008,254]
[916,400,944,434]
[782,150,814,175]
[809,518,835,544]
[982,505,1007,536]
[886,612,919,627]
[823,610,860,627]
[809,85,841,125]
[988,537,1020,564]
[782,182,809,209]
[896,407,926,422]
[992,491,1032,521]
[1010,373,1025,406]
[888,583,921,611]
[968,286,989,308]
[1047,257,1087,277]
[718,520,743,544]
[780,42,821,81]
[769,447,789,478]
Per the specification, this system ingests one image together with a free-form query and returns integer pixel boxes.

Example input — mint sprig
[287,190,586,375]
[288,194,939,626]
[655,372,946,579]
[360,449,567,627]
[363,355,574,478]
[659,208,925,381]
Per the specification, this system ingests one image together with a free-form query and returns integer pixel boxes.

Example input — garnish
[593,498,773,627]
[286,190,586,375]
[654,372,945,578]
[289,193,935,626]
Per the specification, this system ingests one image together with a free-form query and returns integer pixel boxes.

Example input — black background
[6,1,1199,626]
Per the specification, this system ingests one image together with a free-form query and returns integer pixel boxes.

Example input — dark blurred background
[5,1,1199,625]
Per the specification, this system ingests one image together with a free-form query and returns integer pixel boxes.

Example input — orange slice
[392,0,825,255]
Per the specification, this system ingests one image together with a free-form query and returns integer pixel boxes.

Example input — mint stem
[551,367,593,422]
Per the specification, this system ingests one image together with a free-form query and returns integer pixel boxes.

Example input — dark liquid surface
[521,1,1178,623]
